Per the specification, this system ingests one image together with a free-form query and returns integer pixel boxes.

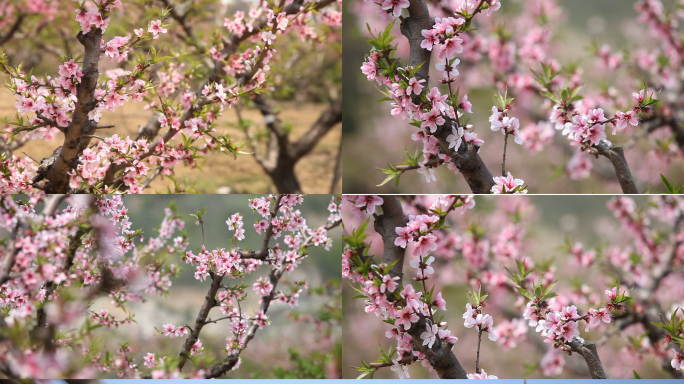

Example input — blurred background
[342,0,684,194]
[39,194,342,379]
[341,195,681,379]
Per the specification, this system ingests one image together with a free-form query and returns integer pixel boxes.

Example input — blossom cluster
[343,195,491,379]
[359,1,506,184]
[0,195,184,377]
[0,0,328,194]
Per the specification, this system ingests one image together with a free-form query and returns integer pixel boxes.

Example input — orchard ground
[0,82,342,194]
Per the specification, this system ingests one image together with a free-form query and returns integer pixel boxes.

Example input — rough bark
[400,0,432,83]
[374,196,407,281]
[43,29,103,193]
[434,124,496,193]
[594,143,639,194]
[567,340,607,379]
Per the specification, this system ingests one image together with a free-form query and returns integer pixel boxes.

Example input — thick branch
[375,196,407,281]
[0,14,24,47]
[400,0,432,83]
[566,340,607,379]
[177,272,224,370]
[594,143,639,194]
[432,122,496,192]
[289,98,342,160]
[44,29,103,193]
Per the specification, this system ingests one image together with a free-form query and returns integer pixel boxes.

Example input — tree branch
[289,98,342,160]
[373,196,469,379]
[593,142,639,194]
[178,195,283,373]
[399,0,495,193]
[566,340,607,379]
[44,28,103,193]
[202,196,342,378]
[177,271,224,370]
[0,14,24,47]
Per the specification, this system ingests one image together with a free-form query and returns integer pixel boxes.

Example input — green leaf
[633,370,641,379]
[661,174,674,193]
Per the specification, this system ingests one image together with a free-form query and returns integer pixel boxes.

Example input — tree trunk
[268,160,302,193]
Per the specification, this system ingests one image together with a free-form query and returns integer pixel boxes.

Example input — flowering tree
[342,195,684,379]
[0,193,341,378]
[351,0,684,194]
[0,0,341,194]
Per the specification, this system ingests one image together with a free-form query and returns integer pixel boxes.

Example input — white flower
[409,256,435,275]
[420,323,438,348]
[417,163,436,183]
[390,359,410,379]
[261,30,277,45]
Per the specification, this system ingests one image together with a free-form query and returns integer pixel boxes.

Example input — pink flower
[390,359,410,379]
[162,323,175,336]
[406,77,425,96]
[413,234,438,257]
[134,28,143,37]
[460,95,472,113]
[395,226,412,248]
[614,110,639,134]
[421,29,439,51]
[417,163,436,183]
[421,110,445,133]
[671,349,684,371]
[355,195,384,213]
[381,0,410,17]
[540,349,565,376]
[434,292,447,310]
[400,285,423,311]
[464,132,484,146]
[261,30,277,45]
[396,307,419,329]
[467,369,498,379]
[437,328,458,343]
[605,286,626,301]
[586,308,611,331]
[143,353,156,368]
[253,277,273,296]
[447,126,463,150]
[633,89,645,103]
[380,274,400,293]
[436,59,460,78]
[438,36,464,60]
[361,60,377,81]
[491,172,526,194]
[148,20,167,38]
[566,152,592,180]
[409,255,435,275]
